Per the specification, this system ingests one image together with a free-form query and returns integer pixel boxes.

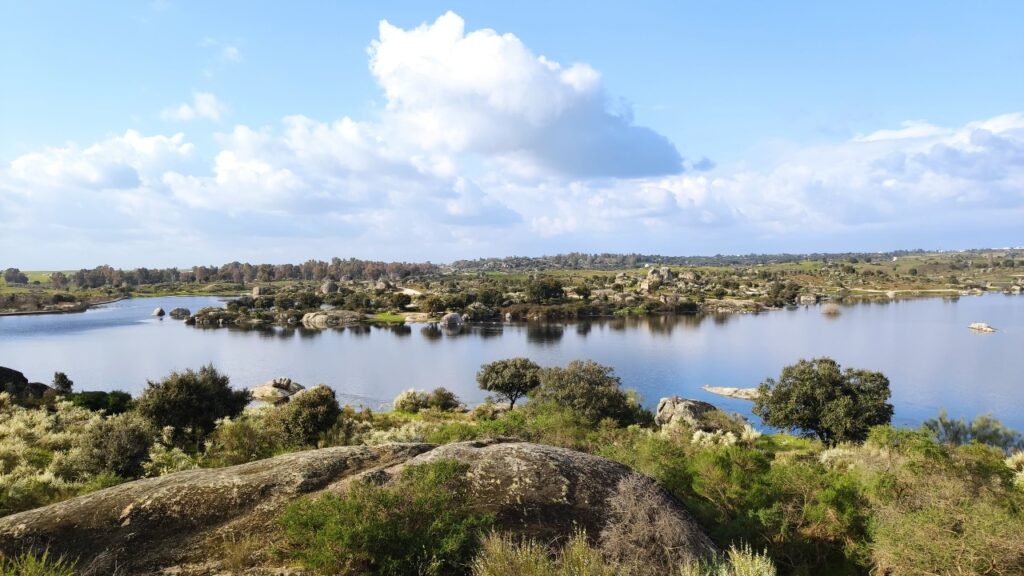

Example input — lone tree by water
[753,357,893,446]
[476,358,541,409]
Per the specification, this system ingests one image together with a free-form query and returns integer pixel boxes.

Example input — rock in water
[152,307,165,317]
[701,385,760,401]
[168,308,190,319]
[0,440,717,574]
[969,322,997,333]
[440,312,463,327]
[251,377,306,404]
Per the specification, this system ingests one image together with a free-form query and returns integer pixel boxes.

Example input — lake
[1,294,1021,430]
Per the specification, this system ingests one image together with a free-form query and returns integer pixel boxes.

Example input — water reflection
[2,294,1023,431]
[421,325,443,340]
[527,324,564,344]
[575,322,592,337]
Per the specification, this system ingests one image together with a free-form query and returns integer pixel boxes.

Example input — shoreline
[0,287,1009,320]
[0,296,127,317]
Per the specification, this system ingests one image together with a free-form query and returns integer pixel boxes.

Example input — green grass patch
[371,312,407,324]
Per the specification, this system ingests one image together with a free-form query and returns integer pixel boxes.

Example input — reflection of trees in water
[421,325,443,340]
[527,323,564,344]
[711,313,732,326]
[386,324,412,336]
[472,325,504,339]
[575,322,592,337]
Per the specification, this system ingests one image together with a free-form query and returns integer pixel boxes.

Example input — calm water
[0,295,1021,429]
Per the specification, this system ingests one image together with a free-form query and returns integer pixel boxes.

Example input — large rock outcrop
[0,366,52,403]
[300,310,364,329]
[656,396,722,431]
[250,377,305,405]
[0,440,717,575]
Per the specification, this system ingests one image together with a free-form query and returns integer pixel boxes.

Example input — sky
[1,1,1023,268]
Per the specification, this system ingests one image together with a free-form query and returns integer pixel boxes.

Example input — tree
[531,360,652,427]
[49,271,69,290]
[3,268,28,284]
[52,372,73,395]
[476,358,541,409]
[753,358,893,445]
[136,365,250,450]
[525,277,564,303]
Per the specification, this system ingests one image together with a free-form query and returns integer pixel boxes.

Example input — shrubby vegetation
[280,460,494,575]
[2,358,1023,575]
[135,365,250,449]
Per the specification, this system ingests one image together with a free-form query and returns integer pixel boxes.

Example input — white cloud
[2,13,1024,267]
[368,11,681,178]
[160,92,229,122]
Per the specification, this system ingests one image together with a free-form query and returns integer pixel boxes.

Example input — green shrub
[135,365,250,450]
[531,360,652,427]
[0,549,76,576]
[269,386,342,447]
[70,412,155,478]
[68,390,133,415]
[392,388,430,413]
[426,387,463,412]
[203,413,281,467]
[866,438,1024,574]
[280,460,494,575]
[923,410,1024,452]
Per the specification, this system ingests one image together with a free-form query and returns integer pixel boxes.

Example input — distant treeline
[52,259,441,289]
[449,249,936,271]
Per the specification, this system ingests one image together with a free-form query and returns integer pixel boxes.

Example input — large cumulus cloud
[1,12,1023,267]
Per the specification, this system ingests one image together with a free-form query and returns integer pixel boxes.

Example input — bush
[531,360,652,427]
[202,413,281,467]
[923,410,1024,452]
[426,387,463,412]
[472,530,616,576]
[753,358,893,445]
[600,474,714,571]
[476,358,541,410]
[270,386,342,447]
[680,544,777,576]
[280,460,494,575]
[68,390,133,415]
[70,412,155,478]
[392,389,430,413]
[135,366,250,450]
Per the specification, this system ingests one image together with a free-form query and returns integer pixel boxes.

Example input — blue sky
[2,1,1023,267]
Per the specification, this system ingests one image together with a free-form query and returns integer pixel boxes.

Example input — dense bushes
[530,360,652,427]
[280,460,494,575]
[67,412,154,478]
[392,387,463,413]
[67,390,133,415]
[136,365,250,449]
[269,386,342,447]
